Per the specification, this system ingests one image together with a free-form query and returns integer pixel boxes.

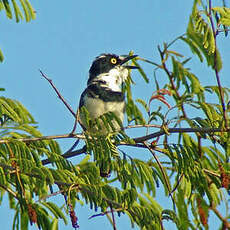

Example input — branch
[132,127,225,143]
[124,124,162,129]
[0,127,226,145]
[39,70,76,118]
[203,169,220,178]
[0,183,18,199]
[0,133,84,144]
[110,205,117,230]
[42,145,87,165]
[208,1,228,129]
[0,126,228,166]
[210,202,230,229]
[143,141,175,209]
[89,208,123,219]
[158,45,187,119]
[42,125,225,165]
[38,189,65,202]
[169,173,184,196]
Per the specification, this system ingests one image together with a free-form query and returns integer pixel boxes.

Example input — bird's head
[87,53,138,88]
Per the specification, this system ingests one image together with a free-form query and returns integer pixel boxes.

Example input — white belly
[79,96,125,134]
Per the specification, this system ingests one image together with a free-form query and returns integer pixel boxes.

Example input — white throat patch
[94,67,129,92]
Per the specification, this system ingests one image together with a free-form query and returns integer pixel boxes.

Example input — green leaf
[0,0,35,23]
[20,211,29,230]
[136,98,149,113]
[176,188,191,229]
[0,97,36,124]
[24,0,36,20]
[2,0,12,19]
[131,59,149,83]
[0,167,7,185]
[161,209,179,227]
[12,207,20,230]
[12,0,24,22]
[19,0,29,21]
[42,202,68,224]
[186,9,223,71]
[36,205,51,230]
[50,219,59,230]
[212,7,230,26]
[0,48,4,62]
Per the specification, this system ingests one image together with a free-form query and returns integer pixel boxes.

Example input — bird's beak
[120,55,139,69]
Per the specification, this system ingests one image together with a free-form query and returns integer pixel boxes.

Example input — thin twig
[39,70,76,118]
[89,208,123,219]
[124,124,162,129]
[169,173,184,196]
[208,1,228,129]
[158,45,187,118]
[0,184,18,199]
[210,202,230,228]
[203,169,220,178]
[110,205,117,230]
[132,127,225,143]
[217,29,230,33]
[38,189,64,202]
[143,141,176,210]
[42,145,87,165]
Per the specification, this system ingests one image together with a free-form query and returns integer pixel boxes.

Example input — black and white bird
[79,53,138,134]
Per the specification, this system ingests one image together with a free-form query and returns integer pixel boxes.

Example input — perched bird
[79,53,138,134]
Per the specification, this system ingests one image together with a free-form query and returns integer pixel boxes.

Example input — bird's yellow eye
[110,57,117,64]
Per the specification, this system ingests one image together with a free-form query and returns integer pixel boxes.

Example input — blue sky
[0,0,230,229]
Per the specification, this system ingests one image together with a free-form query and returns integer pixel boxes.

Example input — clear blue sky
[0,0,229,229]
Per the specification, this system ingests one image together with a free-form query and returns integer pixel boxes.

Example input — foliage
[0,0,230,230]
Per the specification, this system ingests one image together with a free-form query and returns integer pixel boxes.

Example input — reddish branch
[158,45,187,119]
[39,70,76,118]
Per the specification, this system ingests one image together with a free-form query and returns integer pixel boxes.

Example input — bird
[78,53,138,135]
